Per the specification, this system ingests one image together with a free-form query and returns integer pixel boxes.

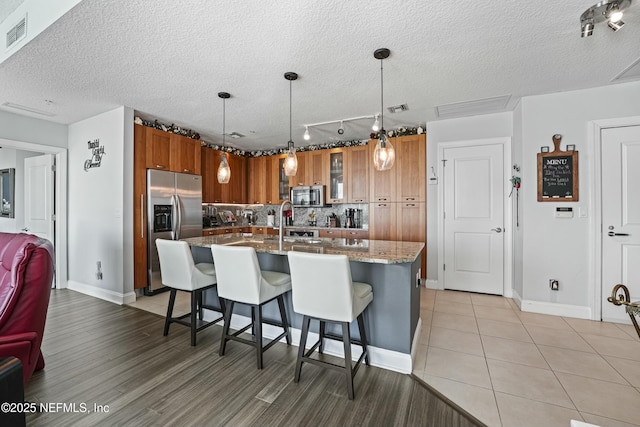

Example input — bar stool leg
[319,321,326,354]
[219,300,234,356]
[164,289,177,336]
[190,290,198,346]
[197,291,204,320]
[342,322,354,400]
[295,315,311,383]
[277,295,291,345]
[255,305,263,369]
[357,313,370,366]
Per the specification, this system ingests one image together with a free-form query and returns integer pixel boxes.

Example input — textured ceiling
[0,0,639,151]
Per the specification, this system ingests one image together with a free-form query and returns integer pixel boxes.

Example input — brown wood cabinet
[201,146,220,203]
[271,154,291,203]
[308,150,326,186]
[133,124,148,289]
[369,202,397,241]
[252,226,278,235]
[145,127,171,171]
[342,229,369,239]
[247,156,275,204]
[221,153,246,203]
[396,134,426,202]
[347,145,369,203]
[170,134,201,175]
[290,151,308,187]
[369,138,397,202]
[396,202,426,275]
[325,148,347,203]
[318,229,341,238]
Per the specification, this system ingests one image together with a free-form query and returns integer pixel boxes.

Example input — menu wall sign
[537,134,578,202]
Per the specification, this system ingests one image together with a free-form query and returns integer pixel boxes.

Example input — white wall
[0,110,67,147]
[520,81,640,315]
[425,112,513,281]
[67,106,135,303]
[512,101,524,299]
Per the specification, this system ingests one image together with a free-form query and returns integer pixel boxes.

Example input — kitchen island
[182,233,424,373]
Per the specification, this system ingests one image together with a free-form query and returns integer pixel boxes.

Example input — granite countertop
[182,233,422,265]
[203,224,368,232]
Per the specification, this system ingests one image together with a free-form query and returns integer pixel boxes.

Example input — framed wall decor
[537,134,579,202]
[0,168,15,218]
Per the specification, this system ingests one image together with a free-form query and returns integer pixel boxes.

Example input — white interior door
[601,125,640,322]
[24,154,54,242]
[443,143,504,295]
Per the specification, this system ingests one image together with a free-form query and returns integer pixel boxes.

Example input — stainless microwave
[291,185,325,207]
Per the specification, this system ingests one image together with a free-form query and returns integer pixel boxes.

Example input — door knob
[491,227,503,233]
[608,225,630,237]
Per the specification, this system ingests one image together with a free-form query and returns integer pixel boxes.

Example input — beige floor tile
[477,318,532,342]
[564,317,632,339]
[556,372,640,425]
[482,335,548,369]
[538,345,627,384]
[580,333,640,361]
[525,324,595,352]
[470,293,513,309]
[436,290,473,304]
[424,346,492,389]
[432,311,478,333]
[495,392,582,427]
[434,299,476,317]
[473,305,521,324]
[487,359,574,408]
[518,311,572,330]
[416,320,431,346]
[507,298,520,312]
[429,326,484,356]
[422,374,501,427]
[581,412,640,427]
[604,355,640,388]
[412,343,429,373]
[615,323,640,342]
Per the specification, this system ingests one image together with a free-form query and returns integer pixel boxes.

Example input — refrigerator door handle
[170,195,177,240]
[175,194,183,240]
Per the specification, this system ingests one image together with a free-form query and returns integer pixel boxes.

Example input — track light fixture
[580,0,632,37]
[303,125,310,140]
[217,92,231,184]
[372,48,395,171]
[372,114,380,132]
[283,72,299,177]
[338,121,344,135]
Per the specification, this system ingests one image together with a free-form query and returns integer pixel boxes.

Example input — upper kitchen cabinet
[201,146,222,203]
[326,148,347,203]
[271,154,291,203]
[395,134,426,202]
[248,156,275,204]
[145,127,171,171]
[346,145,369,203]
[224,153,247,203]
[170,134,201,175]
[307,150,326,186]
[289,151,308,187]
[369,138,396,202]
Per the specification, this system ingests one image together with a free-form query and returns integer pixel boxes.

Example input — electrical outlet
[549,279,559,291]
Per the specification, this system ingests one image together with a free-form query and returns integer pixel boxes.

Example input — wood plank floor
[25,289,486,427]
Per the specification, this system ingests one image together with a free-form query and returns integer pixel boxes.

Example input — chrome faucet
[279,200,293,250]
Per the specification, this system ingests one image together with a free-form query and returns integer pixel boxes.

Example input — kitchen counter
[185,233,423,373]
[183,233,422,264]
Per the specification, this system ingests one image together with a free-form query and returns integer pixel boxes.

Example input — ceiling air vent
[6,14,27,50]
[436,95,511,119]
[387,104,409,113]
[227,132,245,139]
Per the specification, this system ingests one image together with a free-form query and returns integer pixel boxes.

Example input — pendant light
[217,92,231,184]
[372,48,395,171]
[283,72,299,176]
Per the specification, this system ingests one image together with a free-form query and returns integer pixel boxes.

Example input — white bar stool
[155,239,225,346]
[211,244,291,369]
[287,251,373,400]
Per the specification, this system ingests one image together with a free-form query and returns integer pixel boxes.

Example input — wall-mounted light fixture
[580,0,633,37]
[217,92,231,184]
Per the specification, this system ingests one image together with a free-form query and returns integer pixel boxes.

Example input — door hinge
[51,164,56,172]
[443,211,446,219]
[443,264,446,271]
[442,159,447,167]
[51,214,56,221]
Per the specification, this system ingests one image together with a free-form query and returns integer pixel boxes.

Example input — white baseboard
[424,279,440,290]
[67,281,137,305]
[519,299,591,319]
[207,311,413,374]
[512,289,523,309]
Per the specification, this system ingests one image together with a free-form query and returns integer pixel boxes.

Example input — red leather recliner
[0,233,54,383]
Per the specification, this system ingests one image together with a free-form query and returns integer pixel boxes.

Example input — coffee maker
[345,208,361,228]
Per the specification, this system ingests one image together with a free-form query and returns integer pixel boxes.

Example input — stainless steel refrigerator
[146,169,202,295]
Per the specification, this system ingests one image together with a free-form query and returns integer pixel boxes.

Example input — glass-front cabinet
[326,148,346,203]
[276,155,290,202]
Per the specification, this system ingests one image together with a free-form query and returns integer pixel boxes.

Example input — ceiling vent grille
[228,132,245,139]
[6,14,27,50]
[612,57,640,82]
[436,95,511,119]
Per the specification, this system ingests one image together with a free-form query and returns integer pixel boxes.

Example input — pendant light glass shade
[372,48,395,171]
[217,152,231,183]
[217,91,231,184]
[284,72,298,177]
[373,130,395,171]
